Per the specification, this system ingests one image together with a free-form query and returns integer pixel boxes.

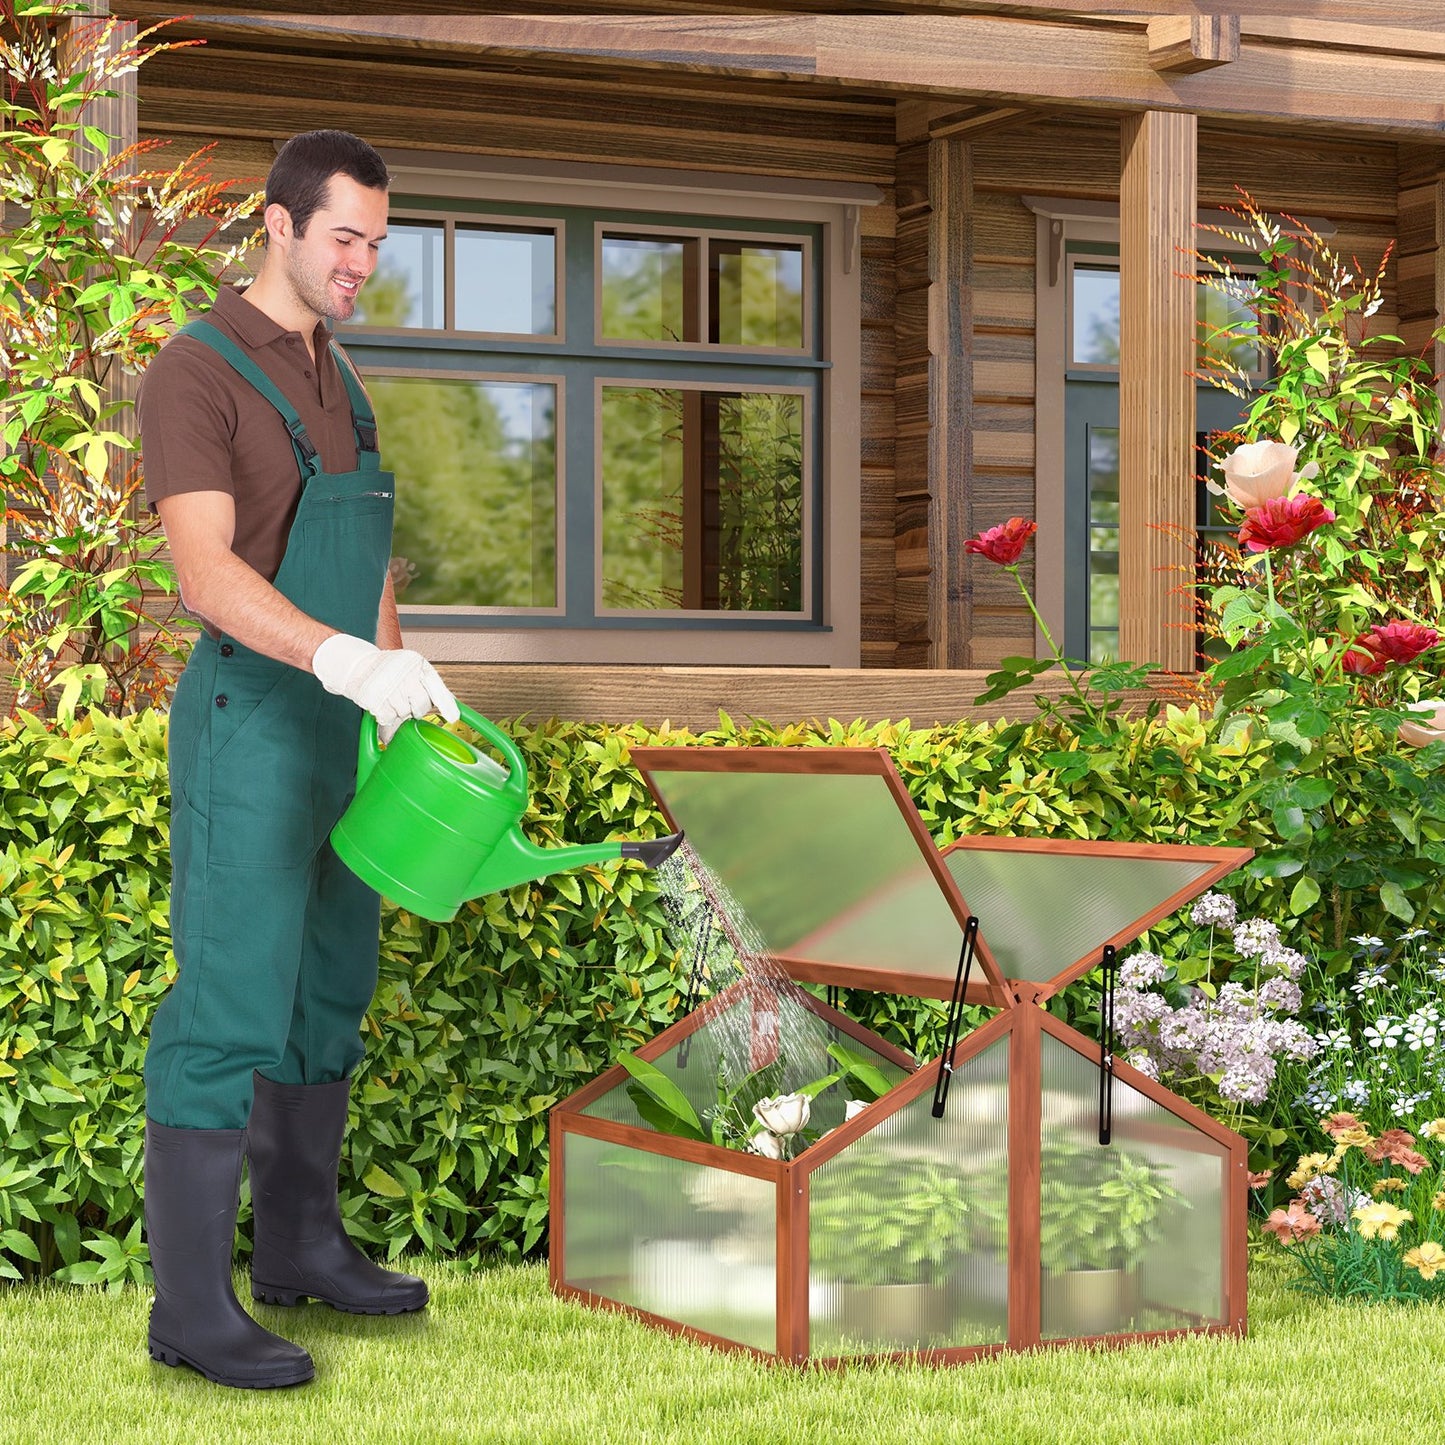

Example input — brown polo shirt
[138,285,361,582]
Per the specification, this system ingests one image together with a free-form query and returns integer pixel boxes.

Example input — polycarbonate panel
[943,848,1217,983]
[582,986,911,1141]
[1038,1031,1227,1339]
[641,769,969,985]
[808,1039,1009,1356]
[562,1132,777,1352]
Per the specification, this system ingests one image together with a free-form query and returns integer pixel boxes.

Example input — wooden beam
[1118,110,1197,673]
[1146,16,1240,74]
[107,3,1445,33]
[926,103,1036,140]
[127,13,1445,138]
[928,134,974,669]
[432,663,1163,729]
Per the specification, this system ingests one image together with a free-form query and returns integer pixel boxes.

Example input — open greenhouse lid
[632,747,1252,1004]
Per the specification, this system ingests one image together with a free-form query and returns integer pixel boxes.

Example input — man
[138,130,458,1390]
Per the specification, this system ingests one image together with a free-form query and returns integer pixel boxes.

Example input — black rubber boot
[144,1120,314,1389]
[248,1073,428,1314]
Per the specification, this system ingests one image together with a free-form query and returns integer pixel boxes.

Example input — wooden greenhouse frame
[550,747,1252,1363]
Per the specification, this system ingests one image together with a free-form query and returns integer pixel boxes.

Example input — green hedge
[0,704,1309,1286]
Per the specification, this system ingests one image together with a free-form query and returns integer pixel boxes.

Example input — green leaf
[616,1052,705,1136]
[1379,881,1414,922]
[363,1164,408,1199]
[1288,875,1321,916]
[826,1042,893,1103]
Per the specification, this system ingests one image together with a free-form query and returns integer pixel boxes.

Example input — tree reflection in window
[367,376,556,608]
[602,387,803,612]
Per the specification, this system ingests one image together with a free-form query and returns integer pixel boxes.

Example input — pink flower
[964,517,1037,566]
[1399,701,1445,748]
[1218,440,1314,509]
[1237,495,1336,553]
[1263,1201,1322,1243]
[1247,1170,1273,1188]
[1355,621,1438,668]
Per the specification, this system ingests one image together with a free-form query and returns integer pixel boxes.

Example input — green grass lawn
[3,1255,1443,1445]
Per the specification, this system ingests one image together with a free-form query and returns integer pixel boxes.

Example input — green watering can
[330,703,684,922]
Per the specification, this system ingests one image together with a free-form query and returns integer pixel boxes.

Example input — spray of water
[653,838,856,1107]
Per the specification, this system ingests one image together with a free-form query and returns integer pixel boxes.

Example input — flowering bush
[1298,929,1445,1128]
[1260,1111,1445,1302]
[1192,196,1445,962]
[1114,893,1316,1161]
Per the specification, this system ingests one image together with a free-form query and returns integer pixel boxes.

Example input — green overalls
[145,320,394,1131]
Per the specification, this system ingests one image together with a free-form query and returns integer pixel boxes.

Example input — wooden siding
[136,42,896,184]
[124,49,1409,682]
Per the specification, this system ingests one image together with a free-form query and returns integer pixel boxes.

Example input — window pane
[601,234,698,342]
[710,242,804,348]
[455,224,556,335]
[1071,264,1119,365]
[601,387,804,612]
[368,375,556,607]
[1088,426,1120,663]
[1197,280,1262,374]
[350,221,443,329]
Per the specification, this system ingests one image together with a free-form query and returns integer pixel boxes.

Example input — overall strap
[329,342,379,456]
[179,319,323,479]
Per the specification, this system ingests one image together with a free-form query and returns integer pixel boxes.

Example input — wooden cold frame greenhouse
[550,748,1253,1363]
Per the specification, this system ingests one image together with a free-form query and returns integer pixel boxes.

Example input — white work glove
[312,633,460,745]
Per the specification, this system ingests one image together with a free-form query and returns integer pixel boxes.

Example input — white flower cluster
[1190,892,1237,928]
[1114,904,1316,1106]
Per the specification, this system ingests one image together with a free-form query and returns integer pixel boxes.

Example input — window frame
[341,207,568,343]
[349,155,873,666]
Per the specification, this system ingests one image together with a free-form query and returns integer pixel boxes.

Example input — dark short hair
[265,130,389,237]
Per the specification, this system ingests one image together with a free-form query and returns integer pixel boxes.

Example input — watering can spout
[467,827,685,900]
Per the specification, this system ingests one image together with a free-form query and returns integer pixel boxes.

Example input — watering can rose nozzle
[620,831,685,869]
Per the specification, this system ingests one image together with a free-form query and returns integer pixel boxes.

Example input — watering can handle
[354,704,529,803]
[457,703,530,801]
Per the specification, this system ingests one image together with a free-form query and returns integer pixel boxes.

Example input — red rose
[965,517,1037,566]
[1342,645,1386,677]
[1355,621,1439,667]
[1237,494,1335,553]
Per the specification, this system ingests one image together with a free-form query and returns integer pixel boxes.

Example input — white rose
[753,1092,810,1136]
[1399,700,1445,748]
[844,1099,869,1122]
[1215,440,1317,509]
[747,1130,784,1160]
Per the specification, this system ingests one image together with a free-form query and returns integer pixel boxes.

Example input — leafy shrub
[0,706,1419,1285]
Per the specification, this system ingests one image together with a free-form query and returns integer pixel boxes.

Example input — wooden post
[1118,110,1197,671]
[893,118,934,668]
[1005,1002,1041,1351]
[928,133,973,670]
[1397,145,1445,404]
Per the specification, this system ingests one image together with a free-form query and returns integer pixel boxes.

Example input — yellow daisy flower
[1372,1177,1409,1196]
[1403,1241,1445,1280]
[1420,1119,1445,1141]
[1352,1202,1413,1241]
[1287,1152,1337,1191]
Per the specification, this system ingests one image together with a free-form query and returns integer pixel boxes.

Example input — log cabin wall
[133,40,905,667]
[958,115,1403,669]
[131,41,1411,678]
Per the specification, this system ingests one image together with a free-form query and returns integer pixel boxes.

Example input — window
[337,167,865,667]
[1061,251,1264,663]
